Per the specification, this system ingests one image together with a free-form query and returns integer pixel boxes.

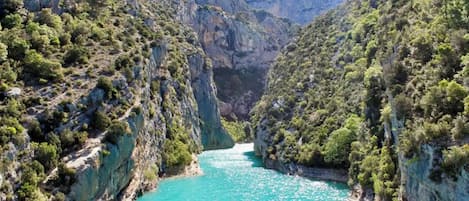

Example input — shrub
[1,0,23,15]
[0,42,7,62]
[37,8,62,29]
[63,46,89,65]
[442,145,469,179]
[422,80,468,117]
[27,119,43,141]
[323,127,355,166]
[163,139,192,168]
[60,129,75,149]
[96,77,114,98]
[1,13,22,29]
[114,54,133,70]
[296,143,322,166]
[104,120,129,144]
[35,142,58,170]
[91,110,111,131]
[8,37,29,60]
[24,50,63,81]
[57,162,76,185]
[143,164,158,181]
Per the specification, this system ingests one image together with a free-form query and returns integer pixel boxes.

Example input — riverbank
[263,158,348,183]
[163,154,203,179]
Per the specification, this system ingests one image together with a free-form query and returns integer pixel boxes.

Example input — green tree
[91,110,111,131]
[323,127,355,165]
[2,13,22,29]
[23,50,63,81]
[0,42,7,62]
[35,142,58,170]
[104,120,129,144]
[163,139,192,168]
[373,146,396,201]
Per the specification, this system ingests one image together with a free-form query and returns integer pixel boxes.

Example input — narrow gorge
[0,0,468,201]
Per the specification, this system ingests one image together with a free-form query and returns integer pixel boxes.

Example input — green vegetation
[221,118,251,142]
[104,120,130,144]
[251,0,469,198]
[0,0,206,198]
[91,110,111,131]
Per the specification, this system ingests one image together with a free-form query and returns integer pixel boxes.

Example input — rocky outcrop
[401,145,469,201]
[189,53,234,150]
[246,0,343,25]
[176,0,298,120]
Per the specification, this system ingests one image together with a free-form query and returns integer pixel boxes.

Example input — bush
[91,110,111,131]
[96,77,114,98]
[63,46,89,65]
[163,139,192,168]
[442,145,469,179]
[37,8,62,29]
[35,142,58,170]
[323,127,355,166]
[104,120,129,144]
[422,80,467,117]
[24,50,63,81]
[2,13,22,29]
[1,0,23,15]
[57,162,76,185]
[114,54,133,70]
[8,37,29,60]
[296,143,322,166]
[0,42,7,62]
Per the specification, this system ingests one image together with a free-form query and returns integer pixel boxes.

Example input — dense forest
[252,0,469,200]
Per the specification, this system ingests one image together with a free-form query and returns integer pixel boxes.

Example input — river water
[138,143,349,201]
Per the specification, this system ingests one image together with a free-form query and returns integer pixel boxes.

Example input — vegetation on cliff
[252,0,469,199]
[0,0,213,199]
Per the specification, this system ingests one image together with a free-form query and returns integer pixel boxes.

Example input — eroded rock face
[189,54,234,150]
[401,146,469,201]
[246,0,343,25]
[176,0,297,120]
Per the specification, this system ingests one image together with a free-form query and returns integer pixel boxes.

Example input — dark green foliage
[57,162,76,186]
[2,13,22,29]
[96,77,114,98]
[252,0,469,197]
[163,139,192,168]
[114,54,133,70]
[7,36,29,60]
[91,110,111,131]
[35,142,58,170]
[0,0,23,16]
[104,120,129,144]
[64,46,90,65]
[23,50,63,82]
[442,145,469,179]
[27,119,42,141]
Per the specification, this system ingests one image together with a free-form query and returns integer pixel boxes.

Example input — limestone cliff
[175,0,298,120]
[0,0,233,200]
[246,0,343,25]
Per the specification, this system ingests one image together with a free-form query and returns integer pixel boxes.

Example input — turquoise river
[138,143,350,201]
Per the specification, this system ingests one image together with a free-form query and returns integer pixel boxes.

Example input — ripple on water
[138,143,350,201]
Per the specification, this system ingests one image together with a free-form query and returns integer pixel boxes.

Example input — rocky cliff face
[175,0,298,120]
[246,0,343,25]
[0,0,233,200]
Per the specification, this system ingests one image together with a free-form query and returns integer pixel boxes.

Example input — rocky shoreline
[262,158,348,183]
[163,154,204,179]
[261,157,364,200]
